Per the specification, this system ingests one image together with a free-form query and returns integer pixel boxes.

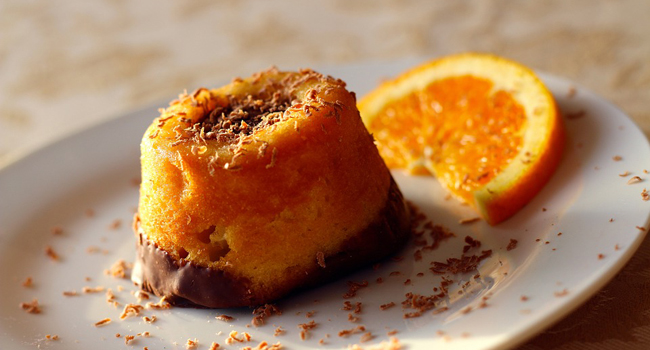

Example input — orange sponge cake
[132,68,410,308]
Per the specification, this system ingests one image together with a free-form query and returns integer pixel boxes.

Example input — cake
[132,68,410,308]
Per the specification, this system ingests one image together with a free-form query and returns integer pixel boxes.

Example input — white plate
[1,62,649,350]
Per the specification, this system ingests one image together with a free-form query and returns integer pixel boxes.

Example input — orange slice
[359,53,565,225]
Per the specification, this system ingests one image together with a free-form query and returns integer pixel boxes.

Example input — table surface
[2,1,650,349]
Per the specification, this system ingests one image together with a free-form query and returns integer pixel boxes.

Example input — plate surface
[1,61,649,350]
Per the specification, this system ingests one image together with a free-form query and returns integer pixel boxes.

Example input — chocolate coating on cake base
[132,177,411,308]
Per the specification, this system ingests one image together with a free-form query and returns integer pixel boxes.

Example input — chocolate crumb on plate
[186,338,198,349]
[506,239,518,251]
[124,335,135,345]
[225,331,251,345]
[430,249,493,274]
[251,303,281,326]
[343,280,369,299]
[297,320,317,340]
[360,332,374,343]
[82,286,105,293]
[627,176,643,184]
[19,299,41,314]
[342,301,353,311]
[105,289,116,304]
[338,325,366,338]
[348,313,360,323]
[274,326,285,336]
[462,236,481,253]
[105,259,131,279]
[353,302,362,314]
[145,296,172,309]
[22,277,33,288]
[216,314,234,322]
[45,246,60,261]
[120,304,144,319]
[94,318,111,327]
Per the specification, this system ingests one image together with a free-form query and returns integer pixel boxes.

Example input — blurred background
[1,0,649,163]
[1,1,649,348]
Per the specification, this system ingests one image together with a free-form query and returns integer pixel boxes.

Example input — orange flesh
[369,76,526,203]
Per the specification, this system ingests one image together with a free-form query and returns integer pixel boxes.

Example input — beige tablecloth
[1,1,649,348]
